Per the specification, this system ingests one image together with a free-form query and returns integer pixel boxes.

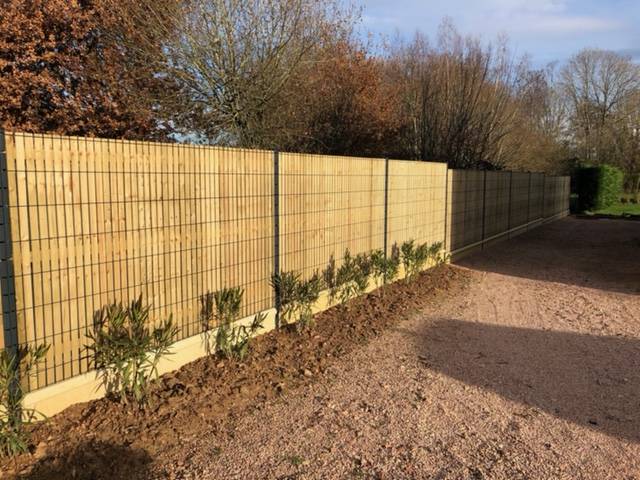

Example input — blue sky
[357,0,640,65]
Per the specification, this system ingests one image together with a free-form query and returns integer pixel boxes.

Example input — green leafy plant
[323,249,372,306]
[271,271,322,331]
[200,290,217,355]
[401,239,429,279]
[271,271,299,327]
[86,295,177,406]
[428,241,448,265]
[401,240,447,280]
[0,344,49,458]
[205,287,265,360]
[370,243,401,287]
[322,254,336,293]
[295,273,322,330]
[575,164,624,211]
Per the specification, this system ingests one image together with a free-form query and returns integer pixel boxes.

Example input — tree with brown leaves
[267,40,401,156]
[0,0,171,139]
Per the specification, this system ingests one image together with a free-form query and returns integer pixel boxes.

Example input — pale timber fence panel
[2,132,274,390]
[279,153,385,279]
[387,160,448,254]
[0,131,571,391]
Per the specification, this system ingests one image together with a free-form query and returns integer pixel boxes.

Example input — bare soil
[3,216,639,479]
[2,262,468,479]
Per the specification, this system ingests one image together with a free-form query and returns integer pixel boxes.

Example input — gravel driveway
[172,217,640,479]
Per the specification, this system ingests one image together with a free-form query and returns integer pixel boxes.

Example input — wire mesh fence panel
[387,160,447,252]
[279,153,385,278]
[3,132,274,390]
[544,176,556,217]
[529,173,545,222]
[562,177,571,214]
[483,171,511,239]
[509,172,530,229]
[446,170,485,252]
[0,129,572,393]
[544,176,569,217]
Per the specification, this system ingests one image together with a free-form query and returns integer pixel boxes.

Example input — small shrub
[211,287,243,358]
[370,244,401,287]
[323,249,372,306]
[271,271,300,327]
[294,273,322,331]
[86,295,177,406]
[369,249,385,287]
[207,287,265,360]
[322,254,336,292]
[402,239,447,280]
[0,344,49,458]
[401,240,428,279]
[429,241,448,265]
[271,271,322,331]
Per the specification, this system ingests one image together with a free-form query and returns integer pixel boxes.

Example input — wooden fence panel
[563,177,571,214]
[280,153,385,278]
[544,176,569,217]
[544,176,556,217]
[387,160,447,252]
[3,132,273,390]
[446,170,485,252]
[483,171,511,239]
[510,172,530,228]
[529,173,545,221]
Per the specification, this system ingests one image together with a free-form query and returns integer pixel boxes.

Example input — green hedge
[575,165,624,211]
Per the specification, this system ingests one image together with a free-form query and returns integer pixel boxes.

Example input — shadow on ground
[415,319,640,443]
[20,440,152,480]
[457,218,640,295]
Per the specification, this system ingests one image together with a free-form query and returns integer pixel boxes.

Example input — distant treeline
[1,1,639,187]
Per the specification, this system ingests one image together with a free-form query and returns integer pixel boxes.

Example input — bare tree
[106,0,354,147]
[561,49,640,164]
[610,90,640,194]
[386,21,525,169]
[505,63,572,173]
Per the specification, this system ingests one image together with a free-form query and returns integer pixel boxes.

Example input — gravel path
[178,217,640,479]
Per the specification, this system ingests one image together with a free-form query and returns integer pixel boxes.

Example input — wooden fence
[0,131,570,391]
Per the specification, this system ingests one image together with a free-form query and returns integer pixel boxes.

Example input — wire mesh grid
[483,171,511,239]
[0,130,572,392]
[279,153,386,279]
[386,160,448,251]
[509,172,531,229]
[528,173,545,221]
[447,170,485,252]
[3,132,274,389]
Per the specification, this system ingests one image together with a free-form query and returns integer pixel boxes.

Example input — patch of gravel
[171,218,640,479]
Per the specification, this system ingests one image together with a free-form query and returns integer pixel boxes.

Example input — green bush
[401,239,447,280]
[322,249,372,306]
[271,270,321,331]
[86,295,177,406]
[201,287,265,360]
[370,245,401,288]
[0,344,49,457]
[575,165,624,211]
